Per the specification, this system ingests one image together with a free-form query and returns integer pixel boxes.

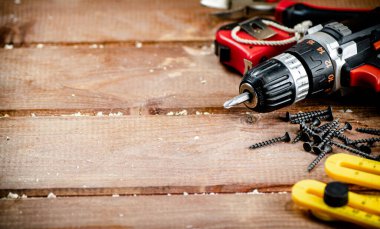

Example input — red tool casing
[215,20,295,75]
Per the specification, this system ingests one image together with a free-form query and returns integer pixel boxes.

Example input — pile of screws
[249,106,380,172]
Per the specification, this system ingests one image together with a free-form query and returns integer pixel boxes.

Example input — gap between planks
[0,194,356,229]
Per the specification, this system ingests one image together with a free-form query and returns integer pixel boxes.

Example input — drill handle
[349,64,380,93]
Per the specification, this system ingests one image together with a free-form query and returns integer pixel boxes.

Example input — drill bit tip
[223,92,251,109]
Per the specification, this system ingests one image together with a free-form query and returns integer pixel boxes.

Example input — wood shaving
[194,136,199,140]
[167,193,171,196]
[166,111,174,116]
[247,189,263,195]
[112,194,119,197]
[31,113,36,117]
[96,112,104,116]
[135,42,143,48]
[36,44,44,48]
[201,80,207,84]
[21,194,27,199]
[89,44,98,49]
[71,94,75,97]
[7,192,19,199]
[99,44,104,49]
[183,192,188,196]
[203,112,210,115]
[149,69,154,73]
[176,110,187,116]
[4,44,13,49]
[119,213,124,217]
[108,112,123,116]
[47,192,56,198]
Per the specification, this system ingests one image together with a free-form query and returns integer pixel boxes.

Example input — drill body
[234,9,380,112]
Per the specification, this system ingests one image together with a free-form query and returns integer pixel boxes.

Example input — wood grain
[0,44,379,116]
[1,112,379,197]
[0,0,378,45]
[0,44,241,114]
[0,194,355,229]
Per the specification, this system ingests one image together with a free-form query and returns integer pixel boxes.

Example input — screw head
[358,145,371,154]
[285,112,291,121]
[303,142,313,152]
[313,134,323,144]
[343,122,352,131]
[326,106,334,121]
[312,146,322,155]
[283,132,291,142]
[301,132,311,142]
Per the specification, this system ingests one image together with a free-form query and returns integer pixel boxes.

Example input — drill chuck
[231,37,335,112]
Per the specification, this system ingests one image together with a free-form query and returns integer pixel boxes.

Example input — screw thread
[289,107,331,120]
[307,151,328,172]
[330,141,377,160]
[249,136,283,149]
[300,122,318,136]
[292,132,303,144]
[333,132,351,145]
[349,137,380,145]
[356,128,380,136]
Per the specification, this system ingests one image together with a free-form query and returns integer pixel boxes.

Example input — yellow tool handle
[292,180,380,228]
[325,153,380,190]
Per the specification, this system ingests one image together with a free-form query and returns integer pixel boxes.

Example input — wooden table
[1,0,379,228]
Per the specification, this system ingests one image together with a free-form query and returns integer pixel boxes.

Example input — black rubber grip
[282,4,368,27]
[286,39,335,96]
[240,59,296,112]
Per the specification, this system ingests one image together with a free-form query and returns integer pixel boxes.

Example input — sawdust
[31,113,36,117]
[112,194,120,197]
[166,110,188,116]
[89,44,98,49]
[135,41,143,48]
[96,111,104,116]
[183,192,188,196]
[4,44,13,49]
[36,44,44,49]
[7,192,19,199]
[21,194,27,199]
[109,112,123,116]
[194,136,200,140]
[47,192,56,198]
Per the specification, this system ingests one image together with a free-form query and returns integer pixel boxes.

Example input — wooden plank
[0,0,219,45]
[1,44,379,116]
[0,44,241,114]
[0,0,378,45]
[0,194,353,229]
[1,112,379,197]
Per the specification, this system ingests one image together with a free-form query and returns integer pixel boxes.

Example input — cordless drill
[224,8,380,112]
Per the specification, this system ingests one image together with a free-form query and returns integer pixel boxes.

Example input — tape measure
[292,153,380,228]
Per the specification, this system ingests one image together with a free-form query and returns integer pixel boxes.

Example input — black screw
[286,106,332,121]
[292,118,321,144]
[348,137,380,145]
[249,132,291,149]
[356,127,380,136]
[312,126,338,154]
[307,144,333,172]
[333,132,352,145]
[313,119,339,143]
[313,121,336,133]
[330,141,378,160]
